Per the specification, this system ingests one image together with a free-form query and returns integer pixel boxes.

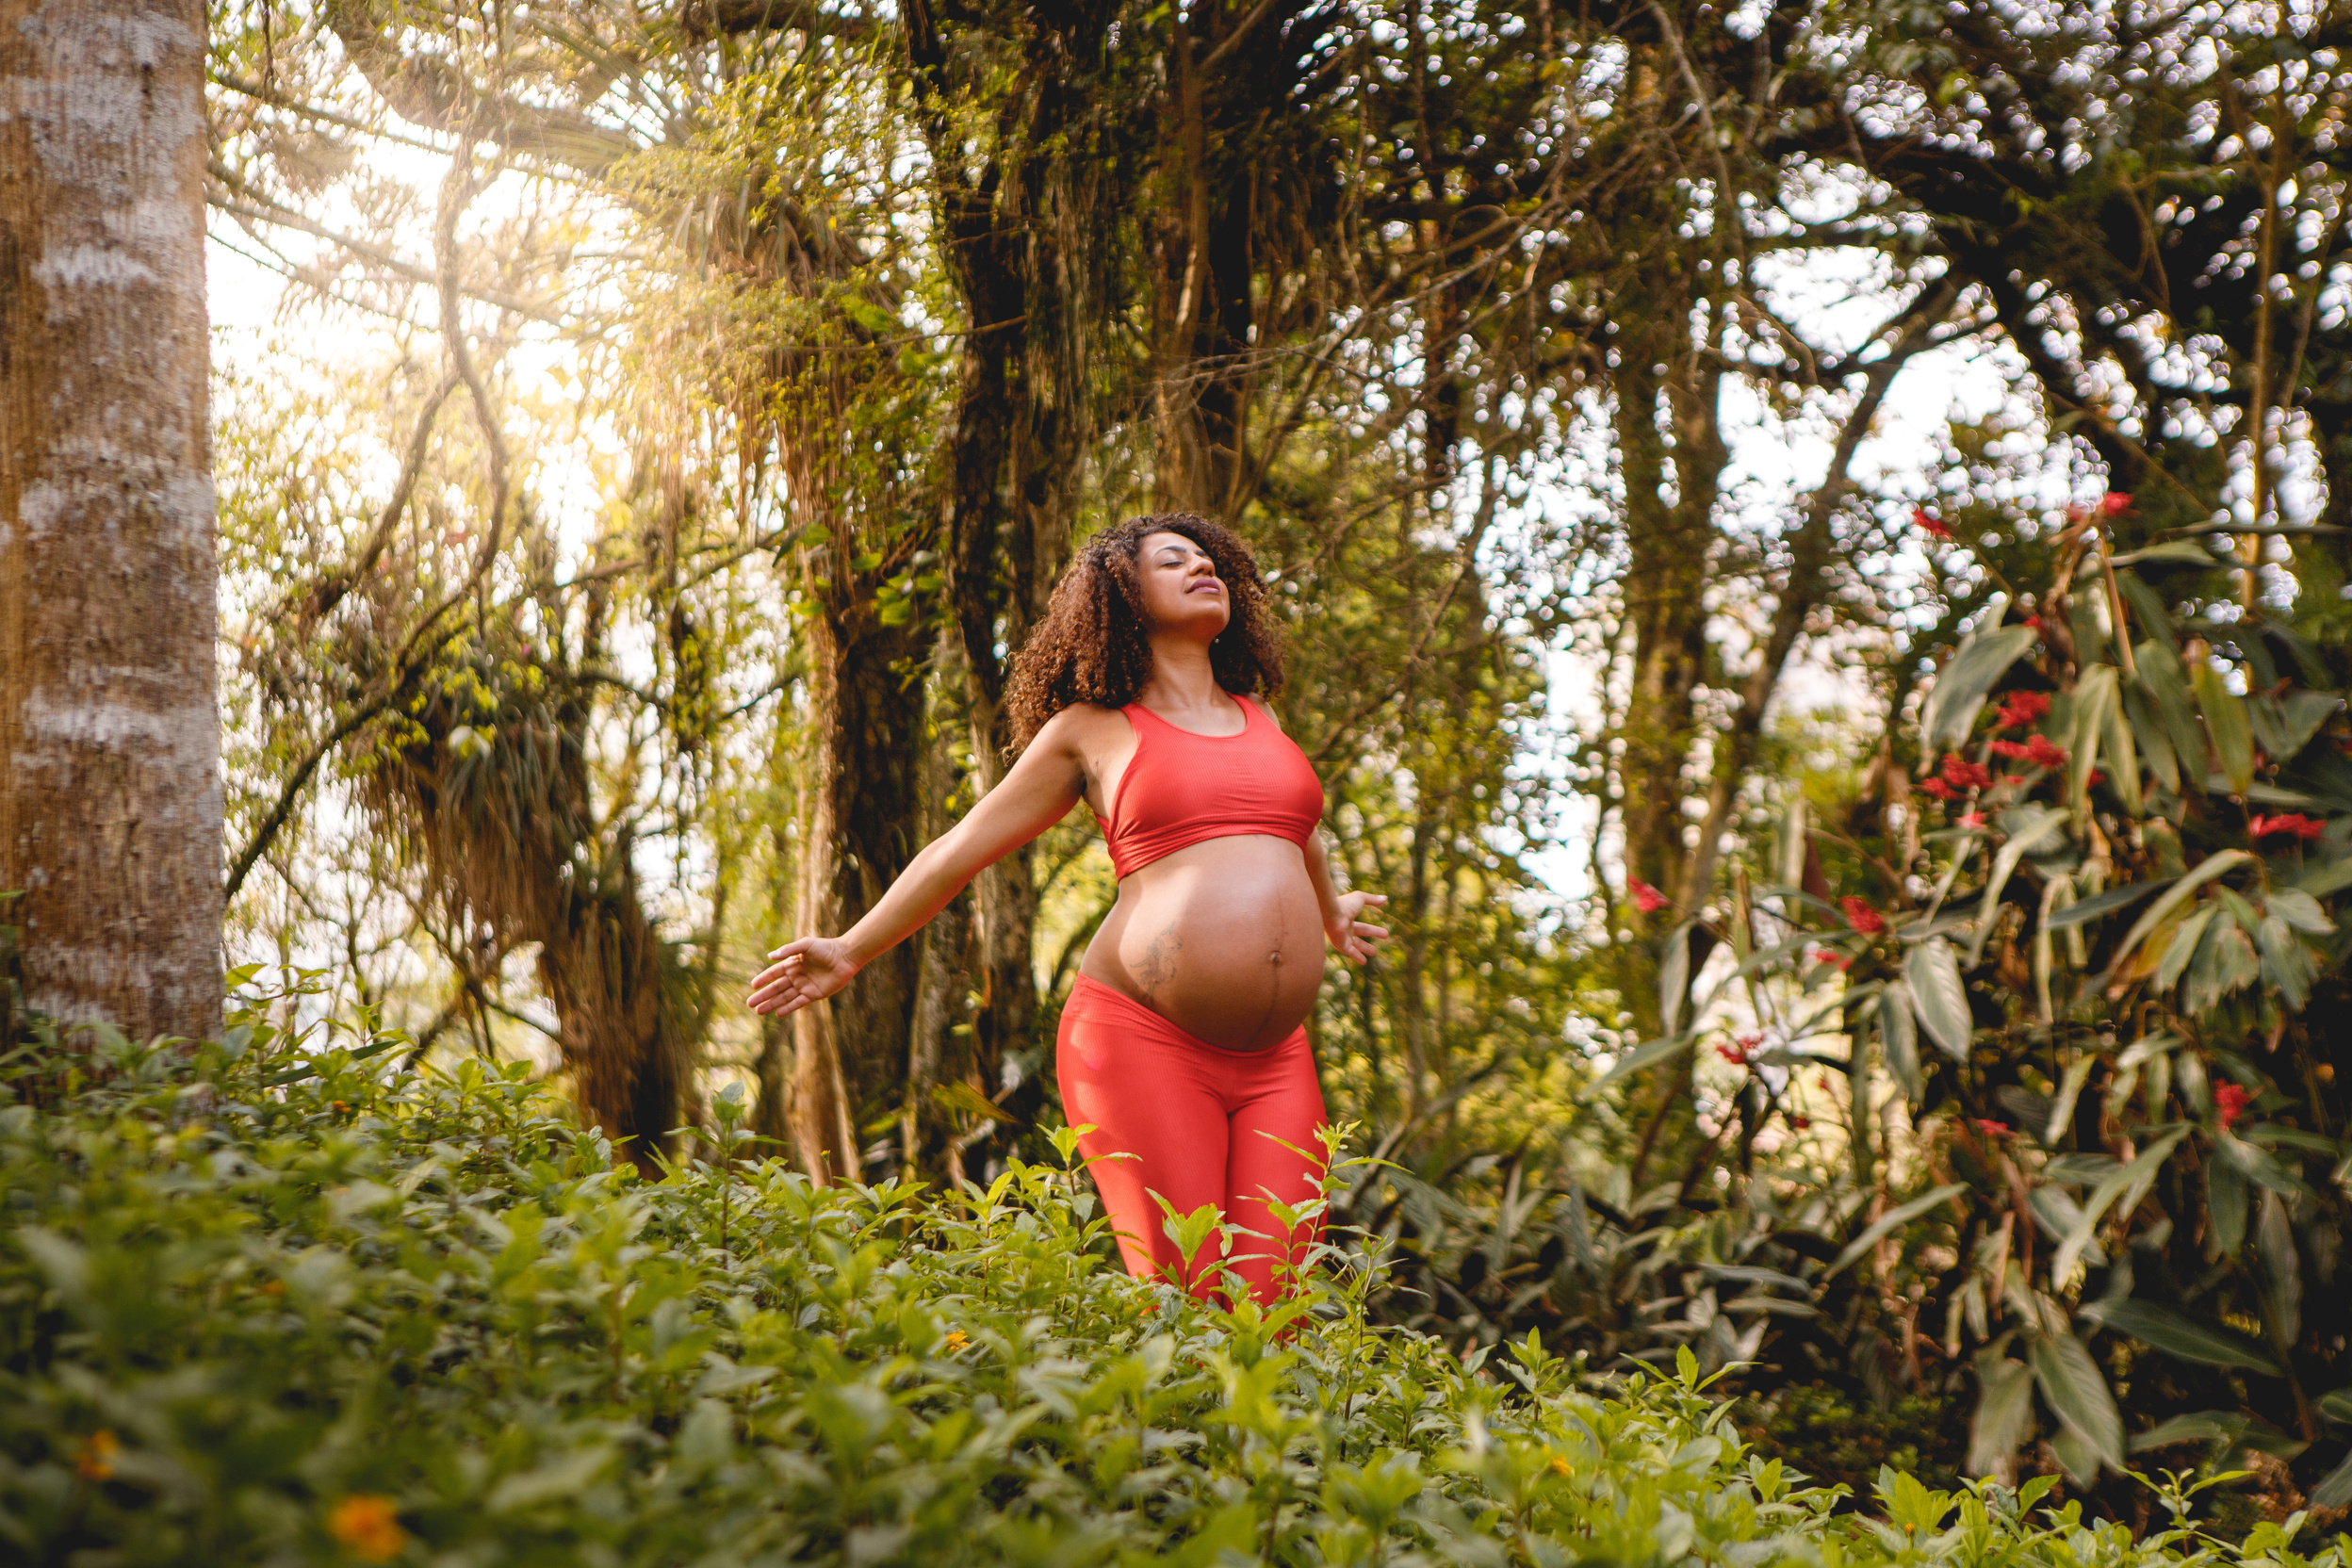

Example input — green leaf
[2047,880,2164,931]
[1969,1355,2036,1478]
[2311,1448,2352,1511]
[1658,919,1695,1036]
[2258,1190,2300,1345]
[2255,914,2316,1009]
[2318,1388,2352,1426]
[1878,983,1923,1102]
[2156,906,2216,993]
[1586,1033,1695,1094]
[2044,1054,2098,1145]
[2117,576,2181,650]
[1823,1183,1967,1280]
[2092,1299,2280,1375]
[2102,850,2252,987]
[2029,1333,2123,1475]
[2209,1155,2249,1255]
[2136,641,2210,783]
[2132,1411,2246,1451]
[2192,659,2256,796]
[1969,807,2070,967]
[1921,624,2041,757]
[2248,691,2341,765]
[2124,682,2181,794]
[2053,1128,2187,1287]
[1904,939,1972,1061]
[2071,666,2126,814]
[2265,888,2335,934]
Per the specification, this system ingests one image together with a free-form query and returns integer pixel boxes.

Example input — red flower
[2100,491,2133,514]
[2001,775,2027,787]
[2213,1082,2252,1130]
[2024,614,2043,629]
[1839,895,1886,935]
[1919,777,1956,801]
[1913,505,1952,541]
[1627,878,1670,913]
[1959,810,1986,826]
[2025,735,2068,769]
[2086,769,2105,787]
[1941,755,1993,792]
[1807,949,1852,972]
[2249,812,2327,841]
[1993,691,2051,728]
[1989,739,2034,760]
[1975,1119,2010,1138]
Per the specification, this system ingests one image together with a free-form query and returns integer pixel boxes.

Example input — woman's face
[1134,531,1230,639]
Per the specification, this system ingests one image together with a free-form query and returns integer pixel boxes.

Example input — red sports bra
[1096,694,1325,879]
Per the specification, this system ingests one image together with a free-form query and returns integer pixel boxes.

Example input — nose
[1185,554,1216,578]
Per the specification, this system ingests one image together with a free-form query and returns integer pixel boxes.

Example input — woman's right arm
[745,710,1093,1019]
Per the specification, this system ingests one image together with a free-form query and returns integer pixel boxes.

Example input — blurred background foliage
[178,0,2352,1520]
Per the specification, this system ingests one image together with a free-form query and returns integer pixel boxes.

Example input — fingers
[766,935,816,961]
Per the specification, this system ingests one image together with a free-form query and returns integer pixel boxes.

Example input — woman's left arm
[1305,829,1389,963]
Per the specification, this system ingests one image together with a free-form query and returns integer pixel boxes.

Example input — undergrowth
[2,1017,2346,1567]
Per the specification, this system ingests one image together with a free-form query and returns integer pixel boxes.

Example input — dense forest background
[8,0,2352,1527]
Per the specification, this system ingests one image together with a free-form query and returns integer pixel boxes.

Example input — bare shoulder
[1029,702,1130,759]
[1250,691,1287,729]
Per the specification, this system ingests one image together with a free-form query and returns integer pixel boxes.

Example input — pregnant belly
[1079,837,1326,1052]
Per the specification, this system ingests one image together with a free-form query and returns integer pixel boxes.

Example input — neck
[1139,633,1223,710]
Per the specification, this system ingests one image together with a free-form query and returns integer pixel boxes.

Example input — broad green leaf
[2049,1422,2101,1488]
[2116,575,2181,649]
[2155,906,2215,993]
[1968,806,2070,968]
[2248,690,2341,764]
[2124,682,2181,794]
[2044,1054,2097,1145]
[2313,1448,2352,1511]
[2029,1332,2123,1474]
[2102,850,2252,987]
[1659,919,1695,1037]
[2047,880,2164,931]
[2219,1130,2308,1198]
[2209,1155,2249,1255]
[2319,1388,2352,1426]
[2136,640,2210,781]
[2255,914,2315,1009]
[2184,920,2260,1015]
[2191,658,2256,796]
[1905,939,1972,1062]
[2093,1298,2279,1375]
[1823,1183,1967,1280]
[2053,1128,2188,1288]
[1878,983,1923,1102]
[1586,1033,1695,1095]
[2132,1412,2246,1451]
[2295,855,2352,899]
[2258,1190,2300,1345]
[2099,668,2145,815]
[1922,624,2041,757]
[2071,666,2125,813]
[2266,888,2335,934]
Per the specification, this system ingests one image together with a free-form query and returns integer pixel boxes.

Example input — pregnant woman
[745,512,1387,1302]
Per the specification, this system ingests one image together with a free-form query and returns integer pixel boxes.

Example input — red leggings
[1055,974,1329,1303]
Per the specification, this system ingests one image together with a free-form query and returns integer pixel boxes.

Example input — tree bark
[0,0,221,1042]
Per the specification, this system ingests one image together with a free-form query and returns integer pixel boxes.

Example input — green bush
[3,1021,2346,1567]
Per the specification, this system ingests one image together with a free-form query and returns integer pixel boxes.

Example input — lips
[1186,580,1222,594]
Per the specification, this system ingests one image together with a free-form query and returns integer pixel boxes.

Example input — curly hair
[1004,513,1285,752]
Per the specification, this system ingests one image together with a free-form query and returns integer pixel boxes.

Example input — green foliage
[6,1020,2339,1565]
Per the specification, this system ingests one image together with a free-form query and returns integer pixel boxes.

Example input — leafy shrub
[2,1020,2347,1566]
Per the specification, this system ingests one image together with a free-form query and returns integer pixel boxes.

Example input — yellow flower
[329,1494,408,1562]
[1548,1455,1573,1478]
[76,1429,119,1481]
[942,1330,971,1351]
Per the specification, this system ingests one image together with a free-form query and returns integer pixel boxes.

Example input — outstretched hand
[1326,890,1390,963]
[746,937,859,1018]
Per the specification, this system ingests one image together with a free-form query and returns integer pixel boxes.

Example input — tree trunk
[0,0,221,1042]
[789,572,925,1182]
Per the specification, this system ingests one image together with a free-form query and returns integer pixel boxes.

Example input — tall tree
[1,0,222,1042]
